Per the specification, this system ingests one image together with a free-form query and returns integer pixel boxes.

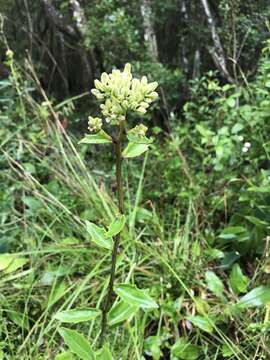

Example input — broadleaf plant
[76,63,158,350]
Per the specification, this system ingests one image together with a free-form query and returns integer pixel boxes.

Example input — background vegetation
[1,0,270,358]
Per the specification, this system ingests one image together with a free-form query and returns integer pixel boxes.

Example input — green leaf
[127,133,153,144]
[245,216,268,227]
[222,344,235,358]
[58,328,95,360]
[231,123,244,134]
[0,254,28,274]
[186,315,213,333]
[195,124,214,139]
[218,226,246,241]
[229,264,249,294]
[55,352,74,360]
[114,284,158,309]
[8,311,29,330]
[54,308,101,324]
[106,215,126,238]
[79,130,112,145]
[205,271,224,298]
[171,338,201,360]
[108,300,139,326]
[237,286,270,308]
[122,142,149,158]
[95,344,113,360]
[227,97,236,108]
[86,221,113,250]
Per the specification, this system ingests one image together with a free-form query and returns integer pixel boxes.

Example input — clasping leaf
[106,214,126,238]
[122,142,149,158]
[114,284,158,309]
[79,130,112,145]
[86,221,113,250]
[54,308,101,324]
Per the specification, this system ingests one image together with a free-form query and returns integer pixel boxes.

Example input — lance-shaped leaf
[122,142,149,158]
[106,215,126,238]
[114,284,158,309]
[79,130,112,145]
[54,308,101,324]
[58,328,95,360]
[108,300,139,326]
[86,221,113,250]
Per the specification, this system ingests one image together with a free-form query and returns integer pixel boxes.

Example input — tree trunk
[140,0,158,61]
[200,0,234,83]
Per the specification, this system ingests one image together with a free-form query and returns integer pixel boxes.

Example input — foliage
[1,1,270,359]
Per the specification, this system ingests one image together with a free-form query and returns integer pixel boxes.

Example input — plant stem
[100,122,125,345]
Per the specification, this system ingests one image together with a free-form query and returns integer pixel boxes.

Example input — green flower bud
[148,91,159,100]
[124,63,131,73]
[147,82,158,92]
[136,107,147,115]
[141,76,148,85]
[90,63,158,124]
[101,72,109,84]
[91,89,101,97]
[88,116,103,132]
[130,124,148,137]
[6,49,14,59]
[94,79,104,91]
[140,102,150,109]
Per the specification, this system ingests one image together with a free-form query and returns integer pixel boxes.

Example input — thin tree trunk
[140,0,158,61]
[180,0,189,73]
[69,0,95,88]
[200,0,234,83]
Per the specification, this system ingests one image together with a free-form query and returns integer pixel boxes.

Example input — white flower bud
[89,63,158,124]
[141,76,148,85]
[101,72,109,84]
[136,107,147,115]
[94,79,104,91]
[88,116,102,132]
[147,82,158,92]
[124,63,131,73]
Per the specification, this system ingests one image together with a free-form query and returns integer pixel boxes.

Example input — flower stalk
[100,121,125,344]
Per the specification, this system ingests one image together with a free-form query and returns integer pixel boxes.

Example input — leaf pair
[79,130,112,145]
[79,129,151,158]
[122,133,153,158]
[85,215,126,250]
[108,283,158,326]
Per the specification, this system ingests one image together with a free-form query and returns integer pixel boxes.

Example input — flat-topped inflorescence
[91,63,158,124]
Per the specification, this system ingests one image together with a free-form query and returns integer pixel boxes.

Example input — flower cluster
[88,116,102,132]
[91,63,158,124]
[129,124,148,137]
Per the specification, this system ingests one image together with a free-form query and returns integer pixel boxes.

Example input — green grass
[1,75,270,359]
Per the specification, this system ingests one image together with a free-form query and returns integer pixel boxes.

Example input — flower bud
[94,79,104,91]
[147,82,158,92]
[88,116,102,132]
